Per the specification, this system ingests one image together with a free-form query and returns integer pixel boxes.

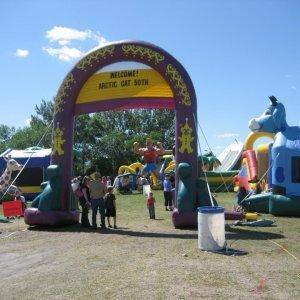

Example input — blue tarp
[0,148,51,172]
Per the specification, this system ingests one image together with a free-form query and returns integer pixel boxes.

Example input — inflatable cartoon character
[0,155,23,198]
[247,95,300,216]
[249,96,300,197]
[31,165,62,210]
[133,138,165,178]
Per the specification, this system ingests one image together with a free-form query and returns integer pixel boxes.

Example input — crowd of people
[74,172,117,229]
[113,172,175,195]
[73,171,176,227]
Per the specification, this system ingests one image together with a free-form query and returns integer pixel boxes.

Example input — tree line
[0,100,175,176]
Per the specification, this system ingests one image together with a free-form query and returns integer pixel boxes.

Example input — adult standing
[89,172,107,229]
[163,174,173,211]
[78,176,91,227]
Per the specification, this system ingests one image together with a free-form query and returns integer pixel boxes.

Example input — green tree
[1,97,175,177]
[30,99,54,126]
[72,109,174,176]
[0,99,54,153]
[0,125,15,153]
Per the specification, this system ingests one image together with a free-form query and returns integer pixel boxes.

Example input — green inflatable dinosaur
[31,165,62,211]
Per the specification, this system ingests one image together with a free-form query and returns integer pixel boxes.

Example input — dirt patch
[0,192,299,299]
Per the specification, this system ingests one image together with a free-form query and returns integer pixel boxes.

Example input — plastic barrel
[198,206,225,251]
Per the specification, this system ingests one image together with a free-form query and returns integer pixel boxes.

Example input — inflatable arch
[25,41,198,227]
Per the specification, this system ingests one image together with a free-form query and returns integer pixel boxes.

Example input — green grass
[0,192,299,299]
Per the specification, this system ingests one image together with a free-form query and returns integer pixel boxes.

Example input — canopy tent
[0,147,51,199]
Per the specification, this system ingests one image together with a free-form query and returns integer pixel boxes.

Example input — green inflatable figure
[31,165,62,211]
[196,178,218,207]
[177,163,195,212]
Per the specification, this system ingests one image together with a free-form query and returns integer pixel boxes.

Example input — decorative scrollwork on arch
[122,45,165,64]
[165,64,191,106]
[54,73,76,114]
[76,45,115,71]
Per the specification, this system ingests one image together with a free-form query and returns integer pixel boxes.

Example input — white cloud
[46,26,92,43]
[94,35,109,46]
[14,49,29,58]
[43,26,109,62]
[43,46,83,62]
[86,37,110,54]
[215,145,224,149]
[291,86,297,90]
[215,133,239,139]
[285,74,293,78]
[58,40,71,46]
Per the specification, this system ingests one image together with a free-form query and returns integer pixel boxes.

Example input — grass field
[0,192,299,299]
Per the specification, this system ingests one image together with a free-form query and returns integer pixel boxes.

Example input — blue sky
[0,0,299,154]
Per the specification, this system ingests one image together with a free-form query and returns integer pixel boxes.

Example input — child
[147,191,156,219]
[163,174,173,211]
[104,186,117,228]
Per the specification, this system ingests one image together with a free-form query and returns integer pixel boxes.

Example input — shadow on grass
[28,224,197,239]
[225,225,284,240]
[213,248,248,256]
[106,228,197,239]
[28,223,284,240]
[27,224,128,233]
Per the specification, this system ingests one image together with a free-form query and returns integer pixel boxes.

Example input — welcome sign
[76,62,173,104]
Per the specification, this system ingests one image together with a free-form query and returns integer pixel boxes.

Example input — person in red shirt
[147,191,156,219]
[133,138,165,178]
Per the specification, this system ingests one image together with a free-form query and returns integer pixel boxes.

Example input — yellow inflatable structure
[150,173,159,188]
[118,154,175,187]
[244,132,274,150]
[118,161,162,187]
[240,131,275,191]
[129,162,144,173]
[164,161,175,173]
[118,162,144,175]
[118,165,136,175]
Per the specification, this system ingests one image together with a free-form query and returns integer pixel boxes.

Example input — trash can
[198,206,225,251]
